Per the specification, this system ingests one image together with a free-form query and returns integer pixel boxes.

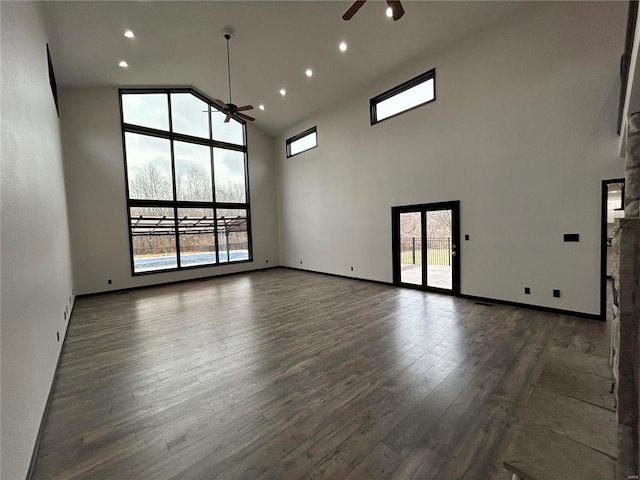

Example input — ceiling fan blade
[386,0,404,20]
[343,0,366,20]
[236,112,255,122]
[224,114,232,123]
[236,105,254,112]
[213,99,229,110]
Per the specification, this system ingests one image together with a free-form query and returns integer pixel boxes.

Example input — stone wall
[612,219,640,422]
[626,115,640,218]
[612,218,640,478]
[613,111,640,478]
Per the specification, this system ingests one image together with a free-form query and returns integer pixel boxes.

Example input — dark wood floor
[32,268,610,480]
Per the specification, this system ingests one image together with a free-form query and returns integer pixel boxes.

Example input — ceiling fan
[343,0,405,21]
[206,31,254,123]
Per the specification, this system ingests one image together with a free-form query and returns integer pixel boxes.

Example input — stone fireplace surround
[612,112,640,478]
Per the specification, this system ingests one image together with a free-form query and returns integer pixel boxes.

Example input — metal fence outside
[400,237,451,266]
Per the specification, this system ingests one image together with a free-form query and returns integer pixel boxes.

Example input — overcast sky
[123,92,246,202]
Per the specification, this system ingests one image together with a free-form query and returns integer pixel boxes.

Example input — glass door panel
[426,209,453,289]
[399,211,422,286]
[393,201,460,294]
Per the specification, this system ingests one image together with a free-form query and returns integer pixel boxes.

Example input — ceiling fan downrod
[205,28,255,123]
[225,33,232,105]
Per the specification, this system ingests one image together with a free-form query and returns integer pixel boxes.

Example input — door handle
[451,251,457,256]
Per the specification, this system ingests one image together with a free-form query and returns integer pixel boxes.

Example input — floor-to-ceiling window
[120,89,252,274]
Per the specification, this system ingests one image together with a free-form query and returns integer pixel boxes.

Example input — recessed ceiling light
[118,60,129,68]
[124,30,135,38]
[339,41,348,52]
[305,69,313,77]
[280,89,286,96]
[259,104,265,110]
[386,7,393,17]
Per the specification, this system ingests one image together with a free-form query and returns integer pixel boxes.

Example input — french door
[392,201,460,294]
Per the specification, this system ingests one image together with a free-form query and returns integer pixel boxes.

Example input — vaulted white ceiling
[41,1,522,136]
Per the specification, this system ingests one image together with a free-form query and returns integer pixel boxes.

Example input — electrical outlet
[266,259,269,263]
[524,287,530,294]
[300,260,303,265]
[350,266,354,271]
[553,289,561,298]
[108,279,112,285]
[465,234,470,241]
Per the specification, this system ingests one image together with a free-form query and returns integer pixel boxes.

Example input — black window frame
[119,87,253,276]
[370,68,436,125]
[286,126,318,158]
[47,44,59,117]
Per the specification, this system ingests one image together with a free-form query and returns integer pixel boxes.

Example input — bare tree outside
[215,181,246,204]
[130,163,173,201]
[399,211,421,239]
[176,168,211,201]
[426,210,451,238]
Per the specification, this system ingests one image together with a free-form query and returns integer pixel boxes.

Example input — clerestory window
[286,126,317,158]
[370,68,435,124]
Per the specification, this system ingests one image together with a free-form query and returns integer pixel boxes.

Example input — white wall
[0,2,75,478]
[276,1,626,315]
[60,87,279,295]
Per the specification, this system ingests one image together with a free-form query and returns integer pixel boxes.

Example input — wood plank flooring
[32,268,611,480]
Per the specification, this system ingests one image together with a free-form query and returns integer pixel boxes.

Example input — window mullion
[211,145,221,264]
[167,94,182,269]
